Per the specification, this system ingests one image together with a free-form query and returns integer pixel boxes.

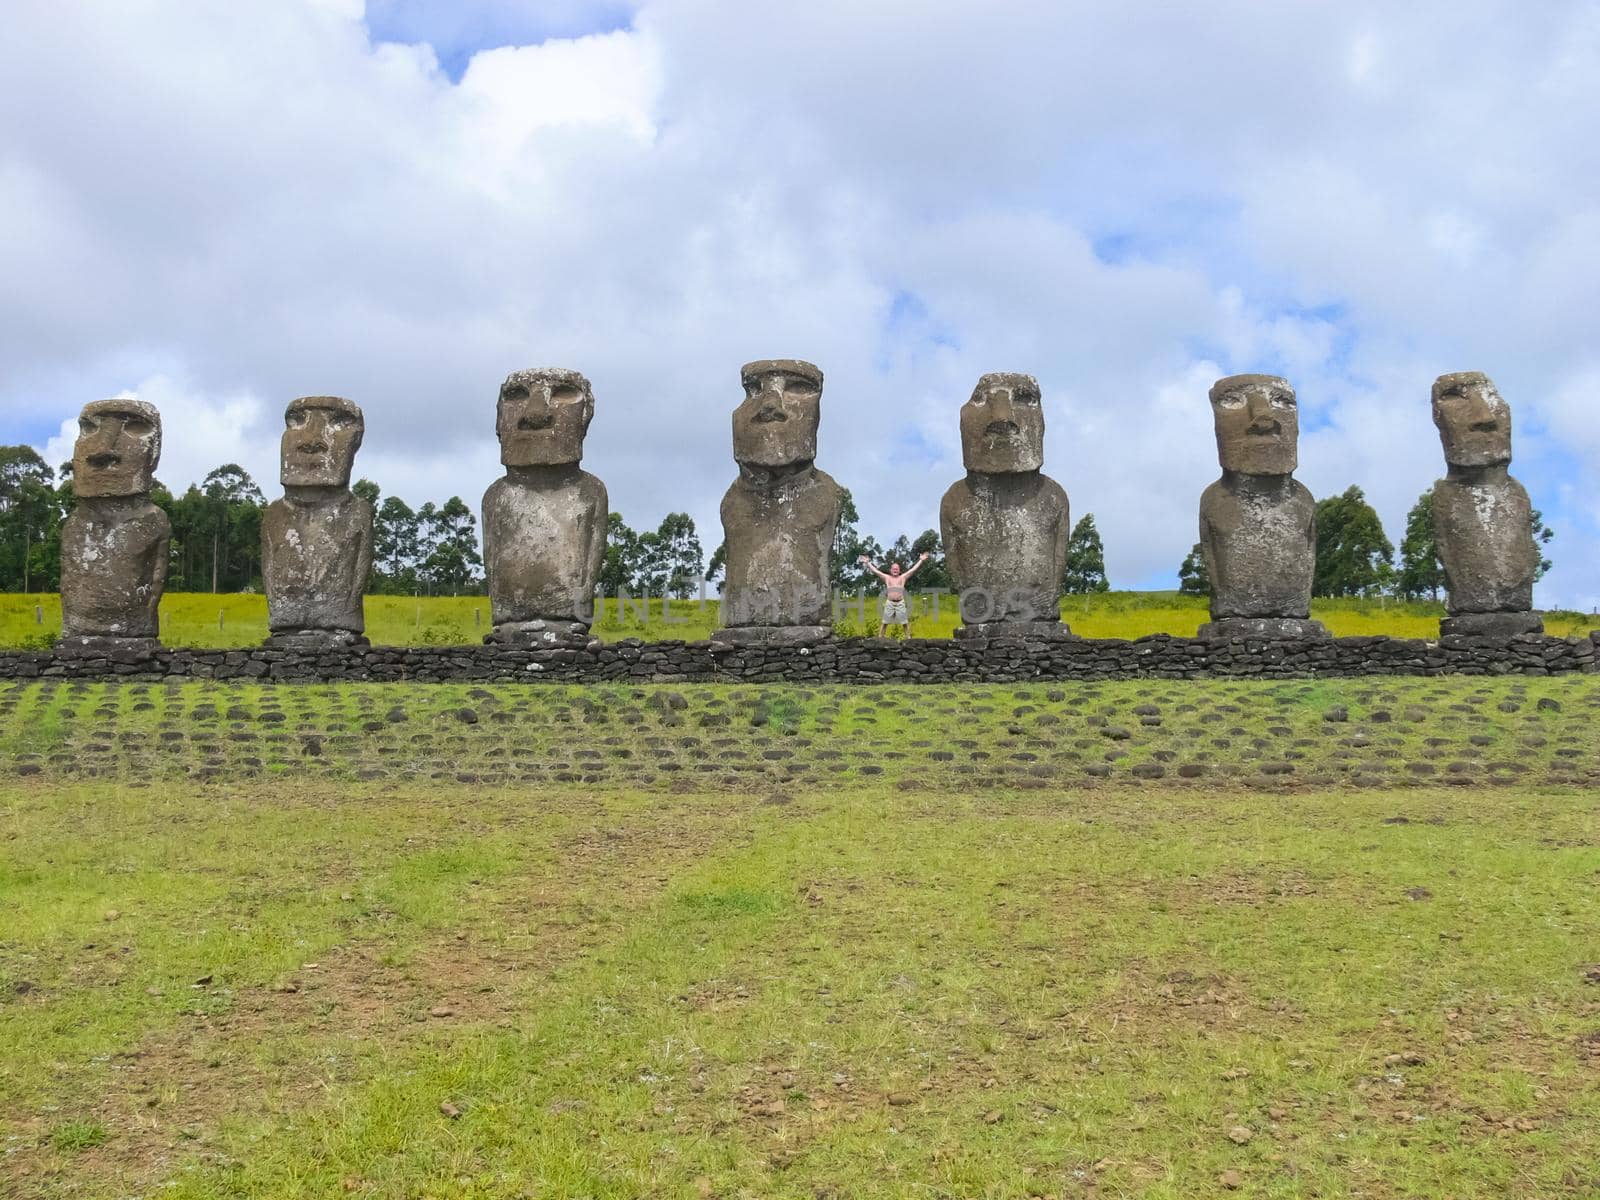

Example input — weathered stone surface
[1439,612,1544,637]
[1431,372,1541,631]
[482,369,607,642]
[263,396,372,643]
[1198,617,1330,640]
[4,631,1594,685]
[1199,375,1324,637]
[60,400,170,645]
[707,624,833,646]
[717,360,843,637]
[952,620,1076,642]
[941,374,1071,632]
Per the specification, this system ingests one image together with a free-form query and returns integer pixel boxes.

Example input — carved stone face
[1211,374,1298,475]
[1432,372,1511,468]
[281,396,364,489]
[72,399,161,498]
[961,373,1044,473]
[733,360,822,468]
[497,369,593,468]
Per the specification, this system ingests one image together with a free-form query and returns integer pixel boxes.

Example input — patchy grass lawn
[4,590,1596,648]
[2,677,1599,1198]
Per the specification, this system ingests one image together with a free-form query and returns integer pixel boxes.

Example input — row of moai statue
[56,366,1546,651]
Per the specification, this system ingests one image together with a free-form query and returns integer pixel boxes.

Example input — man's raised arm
[857,554,889,584]
[900,551,932,581]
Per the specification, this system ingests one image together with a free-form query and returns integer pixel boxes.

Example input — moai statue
[59,399,171,651]
[1430,372,1543,637]
[715,359,843,645]
[1197,374,1327,639]
[939,373,1073,639]
[261,396,373,647]
[482,368,607,645]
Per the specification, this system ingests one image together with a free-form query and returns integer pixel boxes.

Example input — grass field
[4,675,1600,1198]
[3,591,1598,649]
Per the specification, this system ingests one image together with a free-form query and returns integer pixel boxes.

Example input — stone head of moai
[733,360,822,469]
[1432,372,1511,469]
[496,368,594,468]
[72,399,162,498]
[1210,374,1298,476]
[960,372,1044,474]
[281,396,364,490]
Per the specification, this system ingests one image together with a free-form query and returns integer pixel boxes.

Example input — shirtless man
[859,552,931,637]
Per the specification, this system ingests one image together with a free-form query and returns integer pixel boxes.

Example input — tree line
[2,446,1550,600]
[1177,484,1554,600]
[0,447,488,595]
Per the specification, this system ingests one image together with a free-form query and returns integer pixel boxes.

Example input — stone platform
[1,631,1594,684]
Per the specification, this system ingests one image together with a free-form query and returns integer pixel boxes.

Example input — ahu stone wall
[1,632,1595,685]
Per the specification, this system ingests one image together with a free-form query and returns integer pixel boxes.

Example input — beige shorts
[882,598,909,624]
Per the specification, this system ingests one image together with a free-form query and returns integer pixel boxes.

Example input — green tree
[1396,491,1444,601]
[1177,542,1209,596]
[829,488,881,591]
[705,540,727,590]
[0,446,62,592]
[1314,485,1393,597]
[200,464,265,592]
[599,512,642,594]
[420,496,481,594]
[1061,513,1110,594]
[373,495,420,593]
[636,512,704,598]
[909,529,950,591]
[1531,509,1555,582]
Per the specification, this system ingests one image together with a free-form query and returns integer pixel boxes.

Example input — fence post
[34,605,43,625]
[218,609,225,629]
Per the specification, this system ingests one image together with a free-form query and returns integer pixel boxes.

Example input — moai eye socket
[122,415,154,433]
[1271,391,1296,410]
[286,409,309,428]
[783,377,819,399]
[502,384,530,404]
[551,385,583,404]
[1215,392,1246,410]
[79,416,98,436]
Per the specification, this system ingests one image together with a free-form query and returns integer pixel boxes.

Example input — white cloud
[3,0,1599,603]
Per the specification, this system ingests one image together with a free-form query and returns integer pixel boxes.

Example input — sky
[3,0,1598,607]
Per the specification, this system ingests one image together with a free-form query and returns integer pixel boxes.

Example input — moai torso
[1433,475,1536,614]
[940,472,1069,622]
[482,468,608,626]
[720,467,842,627]
[262,492,373,634]
[1200,475,1316,620]
[60,498,171,639]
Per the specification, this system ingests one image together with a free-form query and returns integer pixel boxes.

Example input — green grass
[3,676,1600,1197]
[3,590,1596,648]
